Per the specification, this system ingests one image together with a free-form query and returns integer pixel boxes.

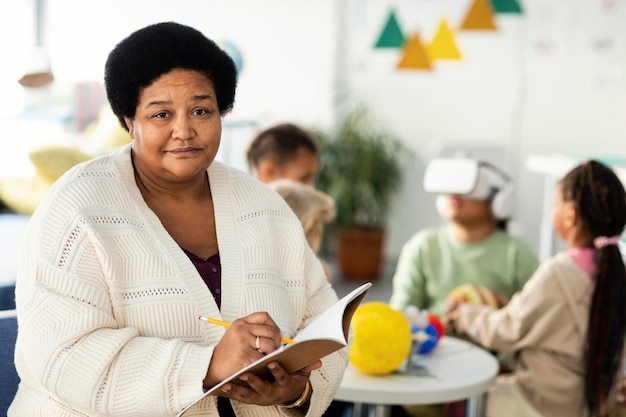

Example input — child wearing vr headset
[390,157,539,318]
[389,157,539,417]
[447,160,626,417]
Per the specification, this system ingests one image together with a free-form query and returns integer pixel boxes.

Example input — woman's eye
[154,111,169,119]
[192,108,211,116]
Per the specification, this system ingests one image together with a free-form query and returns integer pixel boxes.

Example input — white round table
[334,336,499,417]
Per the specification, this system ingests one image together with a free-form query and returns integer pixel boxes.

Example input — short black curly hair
[104,21,237,131]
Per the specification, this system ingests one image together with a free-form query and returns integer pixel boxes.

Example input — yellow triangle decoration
[397,33,432,70]
[427,20,462,61]
[460,0,497,31]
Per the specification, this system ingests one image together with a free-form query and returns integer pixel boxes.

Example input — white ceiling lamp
[18,0,54,88]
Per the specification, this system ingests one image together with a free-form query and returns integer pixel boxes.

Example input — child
[246,123,319,186]
[447,160,626,417]
[269,179,336,282]
[389,157,539,318]
[390,157,539,417]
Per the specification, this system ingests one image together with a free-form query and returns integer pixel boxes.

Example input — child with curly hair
[269,179,336,282]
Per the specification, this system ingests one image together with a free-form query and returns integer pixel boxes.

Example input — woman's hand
[204,312,286,389]
[219,360,321,408]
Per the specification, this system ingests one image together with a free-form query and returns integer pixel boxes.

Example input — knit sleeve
[14,152,213,417]
[16,242,211,417]
[271,236,346,417]
[301,253,347,417]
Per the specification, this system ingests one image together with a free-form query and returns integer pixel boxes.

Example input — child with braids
[447,160,626,417]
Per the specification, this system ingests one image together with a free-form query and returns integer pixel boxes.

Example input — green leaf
[314,105,413,229]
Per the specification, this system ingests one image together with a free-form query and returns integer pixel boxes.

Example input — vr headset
[423,157,513,220]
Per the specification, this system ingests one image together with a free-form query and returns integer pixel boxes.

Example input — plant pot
[335,227,385,281]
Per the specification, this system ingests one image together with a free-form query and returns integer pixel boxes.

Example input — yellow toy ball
[350,302,412,375]
[448,284,501,308]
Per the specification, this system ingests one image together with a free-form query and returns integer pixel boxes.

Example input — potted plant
[315,106,411,280]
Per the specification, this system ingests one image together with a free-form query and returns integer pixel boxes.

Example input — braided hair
[561,160,626,416]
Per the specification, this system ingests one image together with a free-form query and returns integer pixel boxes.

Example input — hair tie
[594,236,621,248]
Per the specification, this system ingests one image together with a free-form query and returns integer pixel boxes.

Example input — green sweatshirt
[389,226,539,317]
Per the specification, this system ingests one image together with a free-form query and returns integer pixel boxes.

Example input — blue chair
[0,214,30,310]
[0,285,15,311]
[0,309,19,416]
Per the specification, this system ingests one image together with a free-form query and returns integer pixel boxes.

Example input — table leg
[466,395,486,417]
[371,404,391,417]
[349,403,391,417]
[351,403,363,417]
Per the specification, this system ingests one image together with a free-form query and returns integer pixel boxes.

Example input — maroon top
[181,249,222,308]
[182,249,235,415]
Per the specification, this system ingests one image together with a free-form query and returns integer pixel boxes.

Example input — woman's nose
[172,114,194,139]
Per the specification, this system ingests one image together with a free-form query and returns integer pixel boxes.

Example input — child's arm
[448,262,563,352]
[389,237,430,312]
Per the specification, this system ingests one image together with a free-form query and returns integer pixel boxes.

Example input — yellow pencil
[198,315,294,344]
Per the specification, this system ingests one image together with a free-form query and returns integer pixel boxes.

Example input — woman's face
[125,69,222,183]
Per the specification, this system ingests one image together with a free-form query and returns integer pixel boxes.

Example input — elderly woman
[9,22,346,417]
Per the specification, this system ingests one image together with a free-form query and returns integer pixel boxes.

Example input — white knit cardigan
[10,145,347,417]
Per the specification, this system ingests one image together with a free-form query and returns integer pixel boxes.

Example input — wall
[4,0,626,263]
[339,0,524,259]
[0,0,36,117]
[0,0,339,173]
[46,0,337,127]
[339,0,626,260]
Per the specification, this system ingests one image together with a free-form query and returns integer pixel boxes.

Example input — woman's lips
[169,147,200,156]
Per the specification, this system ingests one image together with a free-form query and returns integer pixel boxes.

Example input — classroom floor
[327,258,397,303]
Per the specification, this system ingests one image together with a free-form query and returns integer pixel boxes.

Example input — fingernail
[222,384,231,392]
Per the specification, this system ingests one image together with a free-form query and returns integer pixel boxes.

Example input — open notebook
[178,282,372,416]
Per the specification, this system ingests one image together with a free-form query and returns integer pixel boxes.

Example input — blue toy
[404,306,443,355]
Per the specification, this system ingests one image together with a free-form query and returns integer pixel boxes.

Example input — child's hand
[491,290,510,308]
[444,295,462,333]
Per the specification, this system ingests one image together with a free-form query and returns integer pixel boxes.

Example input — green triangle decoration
[374,10,405,49]
[491,0,523,14]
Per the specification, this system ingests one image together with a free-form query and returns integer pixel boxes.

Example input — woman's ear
[124,117,134,139]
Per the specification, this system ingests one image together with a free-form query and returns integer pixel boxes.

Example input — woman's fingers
[220,363,310,407]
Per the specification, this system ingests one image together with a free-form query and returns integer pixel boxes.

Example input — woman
[9,22,346,417]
